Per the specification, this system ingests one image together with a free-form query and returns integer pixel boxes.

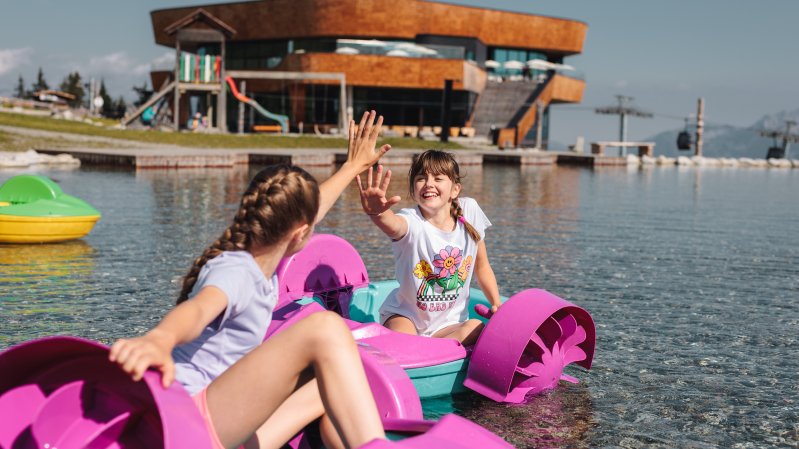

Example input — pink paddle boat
[0,234,594,449]
[272,234,596,405]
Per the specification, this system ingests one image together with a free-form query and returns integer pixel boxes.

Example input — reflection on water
[0,165,797,448]
[0,240,96,346]
[0,240,94,280]
[423,383,596,448]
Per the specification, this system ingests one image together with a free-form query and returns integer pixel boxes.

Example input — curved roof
[152,0,587,55]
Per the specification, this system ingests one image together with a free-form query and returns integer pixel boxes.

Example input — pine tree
[30,67,49,94]
[14,75,26,99]
[132,81,152,108]
[115,97,128,119]
[99,80,115,117]
[59,72,85,108]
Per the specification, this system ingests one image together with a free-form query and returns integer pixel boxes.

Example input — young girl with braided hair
[110,111,389,449]
[357,149,502,345]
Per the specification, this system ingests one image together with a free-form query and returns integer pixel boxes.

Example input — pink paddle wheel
[464,289,595,403]
[0,336,212,449]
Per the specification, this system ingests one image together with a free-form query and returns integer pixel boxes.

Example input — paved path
[0,125,181,149]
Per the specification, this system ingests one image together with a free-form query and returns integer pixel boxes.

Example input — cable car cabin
[766,147,785,159]
[676,131,693,150]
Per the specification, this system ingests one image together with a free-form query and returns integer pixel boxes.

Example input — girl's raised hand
[356,165,401,217]
[109,330,176,388]
[347,110,391,172]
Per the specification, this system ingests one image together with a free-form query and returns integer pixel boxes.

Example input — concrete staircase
[469,80,540,139]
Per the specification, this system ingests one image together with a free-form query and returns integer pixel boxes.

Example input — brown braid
[450,199,482,242]
[177,165,319,304]
[409,149,481,242]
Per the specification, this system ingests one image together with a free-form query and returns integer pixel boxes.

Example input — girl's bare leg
[206,311,384,449]
[242,379,343,449]
[319,413,346,449]
[383,314,418,336]
[432,319,484,345]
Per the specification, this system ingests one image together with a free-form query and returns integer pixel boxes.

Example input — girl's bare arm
[474,240,502,312]
[109,286,228,386]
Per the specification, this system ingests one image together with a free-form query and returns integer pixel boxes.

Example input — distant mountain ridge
[645,109,799,158]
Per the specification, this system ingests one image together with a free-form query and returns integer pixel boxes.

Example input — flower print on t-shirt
[414,245,473,313]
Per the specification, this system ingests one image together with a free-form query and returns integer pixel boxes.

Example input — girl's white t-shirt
[379,197,491,336]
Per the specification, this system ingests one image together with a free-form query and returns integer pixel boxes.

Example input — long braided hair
[177,164,319,304]
[408,150,481,242]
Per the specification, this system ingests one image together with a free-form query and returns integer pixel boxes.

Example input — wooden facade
[278,54,487,92]
[152,0,586,55]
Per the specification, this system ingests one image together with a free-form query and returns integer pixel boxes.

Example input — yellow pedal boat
[0,175,101,243]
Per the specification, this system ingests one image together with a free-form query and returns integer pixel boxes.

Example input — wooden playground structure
[122,8,348,134]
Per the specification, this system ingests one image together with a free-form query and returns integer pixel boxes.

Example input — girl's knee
[302,311,352,347]
[309,310,348,331]
[454,319,485,345]
[384,315,417,335]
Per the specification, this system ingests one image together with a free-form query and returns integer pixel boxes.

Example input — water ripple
[0,165,796,448]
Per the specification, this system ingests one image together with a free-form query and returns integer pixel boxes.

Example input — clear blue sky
[1,0,797,145]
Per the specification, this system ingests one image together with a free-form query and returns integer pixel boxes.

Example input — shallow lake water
[1,163,797,448]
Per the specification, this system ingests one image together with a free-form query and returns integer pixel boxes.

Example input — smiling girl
[357,149,502,345]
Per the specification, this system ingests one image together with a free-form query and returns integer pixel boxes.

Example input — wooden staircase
[469,80,540,140]
[468,70,557,148]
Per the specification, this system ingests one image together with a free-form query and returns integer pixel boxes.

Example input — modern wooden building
[147,0,587,147]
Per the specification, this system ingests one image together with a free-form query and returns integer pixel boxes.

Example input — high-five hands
[356,164,401,217]
[347,110,391,173]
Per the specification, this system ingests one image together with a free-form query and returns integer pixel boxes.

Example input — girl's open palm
[347,110,391,172]
[356,165,401,216]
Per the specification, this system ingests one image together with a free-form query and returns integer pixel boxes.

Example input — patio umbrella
[503,60,525,70]
[387,49,410,57]
[335,47,360,55]
[395,42,438,55]
[484,59,500,68]
[363,39,387,47]
[526,59,555,70]
[337,39,387,47]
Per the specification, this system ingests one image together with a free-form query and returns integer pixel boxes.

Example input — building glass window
[228,38,466,70]
[488,47,551,77]
[527,50,546,61]
[294,38,337,53]
[352,87,472,127]
[227,40,290,70]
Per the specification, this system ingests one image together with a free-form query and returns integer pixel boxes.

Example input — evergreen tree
[132,81,152,108]
[30,67,49,94]
[113,96,128,119]
[14,75,26,99]
[99,80,115,117]
[59,72,85,108]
